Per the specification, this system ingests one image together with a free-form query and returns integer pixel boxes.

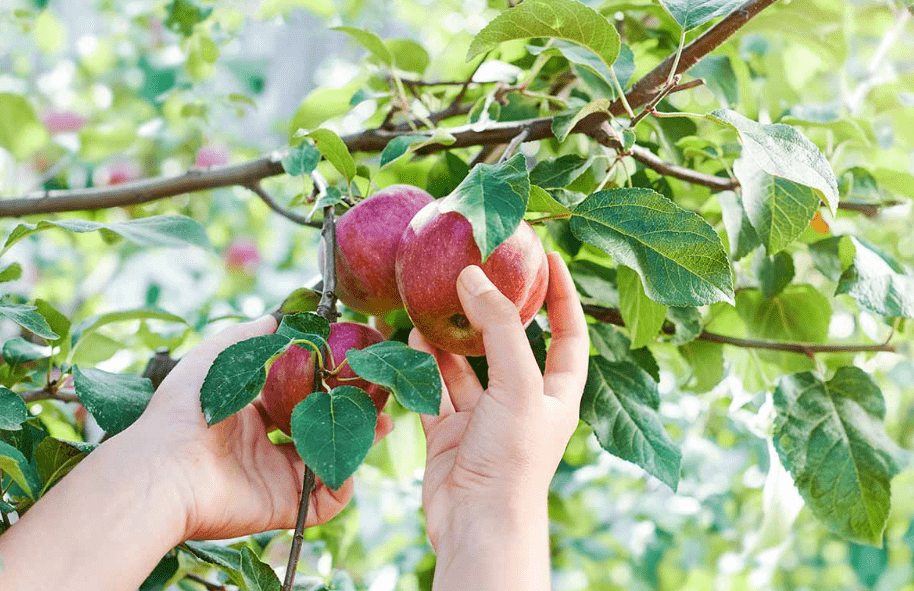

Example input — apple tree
[1,0,913,589]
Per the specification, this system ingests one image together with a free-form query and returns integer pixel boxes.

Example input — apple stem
[282,204,339,591]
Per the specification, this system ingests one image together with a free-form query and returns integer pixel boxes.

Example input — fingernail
[459,265,494,296]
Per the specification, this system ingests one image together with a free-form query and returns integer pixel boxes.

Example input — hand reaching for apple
[409,253,589,590]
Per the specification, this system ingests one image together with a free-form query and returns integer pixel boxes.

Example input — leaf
[529,154,590,189]
[718,190,761,260]
[437,153,530,261]
[581,357,680,490]
[570,188,734,306]
[427,152,471,198]
[468,0,621,74]
[667,306,702,345]
[736,285,831,342]
[707,109,839,215]
[773,367,904,546]
[849,542,888,588]
[658,0,745,30]
[282,142,321,176]
[836,239,914,319]
[617,265,668,349]
[0,387,29,431]
[165,0,212,36]
[1,215,212,256]
[387,39,430,74]
[588,324,660,382]
[182,541,248,590]
[34,299,70,347]
[333,26,392,66]
[0,440,39,499]
[733,156,820,254]
[140,554,180,591]
[569,259,618,307]
[527,185,571,215]
[529,41,634,95]
[678,341,724,393]
[551,99,612,142]
[276,313,330,355]
[73,367,154,435]
[278,288,322,314]
[0,263,22,284]
[756,251,795,299]
[0,303,59,340]
[35,437,87,489]
[347,341,442,415]
[239,546,281,591]
[379,135,432,167]
[690,55,738,106]
[0,92,49,160]
[200,334,293,426]
[70,307,186,348]
[305,129,356,182]
[290,386,377,490]
[2,337,48,364]
[809,235,855,282]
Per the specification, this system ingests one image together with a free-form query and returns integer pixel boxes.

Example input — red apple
[320,184,434,316]
[225,238,260,274]
[99,160,142,185]
[396,201,549,357]
[195,144,230,167]
[260,322,388,435]
[43,110,87,134]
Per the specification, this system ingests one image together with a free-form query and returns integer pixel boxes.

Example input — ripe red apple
[396,201,549,357]
[195,144,230,167]
[43,110,87,134]
[225,238,260,274]
[260,322,388,435]
[320,184,434,316]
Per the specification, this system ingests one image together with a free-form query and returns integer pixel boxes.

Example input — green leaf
[0,439,40,499]
[570,188,734,306]
[756,251,795,299]
[733,156,820,254]
[427,152,471,198]
[276,312,330,352]
[239,546,281,591]
[690,55,738,106]
[182,541,248,590]
[305,129,356,182]
[278,288,322,315]
[0,387,29,431]
[667,306,701,345]
[718,190,761,260]
[165,0,212,37]
[468,0,621,73]
[0,263,22,284]
[707,109,839,215]
[140,554,180,591]
[836,238,914,318]
[849,541,888,588]
[617,265,668,349]
[0,92,49,160]
[379,135,432,168]
[70,307,186,348]
[333,26,392,66]
[569,260,618,307]
[678,341,724,393]
[291,386,377,490]
[387,39,430,74]
[588,324,660,382]
[529,41,633,96]
[347,341,442,415]
[530,154,590,189]
[773,367,904,546]
[581,357,680,490]
[551,99,612,142]
[736,285,831,342]
[437,153,530,261]
[34,299,70,347]
[527,185,571,215]
[1,215,212,256]
[2,337,48,364]
[200,334,293,426]
[659,0,744,30]
[0,303,59,340]
[282,142,321,176]
[35,437,87,490]
[73,367,154,435]
[809,235,855,282]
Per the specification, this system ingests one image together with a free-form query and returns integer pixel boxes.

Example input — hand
[409,253,588,568]
[135,315,394,541]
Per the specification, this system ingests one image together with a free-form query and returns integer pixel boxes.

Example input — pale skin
[0,253,588,591]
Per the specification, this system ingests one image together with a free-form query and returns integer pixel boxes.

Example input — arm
[0,316,393,590]
[411,253,589,591]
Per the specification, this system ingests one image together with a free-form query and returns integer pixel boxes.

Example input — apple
[98,160,142,185]
[43,110,87,134]
[320,184,434,316]
[224,238,260,274]
[396,201,549,357]
[260,322,388,435]
[195,144,230,167]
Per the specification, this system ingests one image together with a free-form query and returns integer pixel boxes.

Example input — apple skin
[261,322,388,435]
[320,184,434,316]
[196,144,230,167]
[396,201,549,357]
[43,111,87,134]
[224,238,260,274]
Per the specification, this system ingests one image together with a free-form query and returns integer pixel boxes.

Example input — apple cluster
[261,184,548,433]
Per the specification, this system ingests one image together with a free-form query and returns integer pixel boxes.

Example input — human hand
[134,315,394,541]
[409,253,588,557]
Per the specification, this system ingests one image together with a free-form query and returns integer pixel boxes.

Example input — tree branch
[19,387,80,404]
[246,183,322,228]
[582,304,897,354]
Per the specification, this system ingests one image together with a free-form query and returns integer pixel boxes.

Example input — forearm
[0,420,188,591]
[433,500,551,591]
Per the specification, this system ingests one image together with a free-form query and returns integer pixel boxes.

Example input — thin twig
[246,183,321,228]
[498,129,530,163]
[184,573,227,591]
[582,304,897,354]
[19,387,80,404]
[630,74,683,128]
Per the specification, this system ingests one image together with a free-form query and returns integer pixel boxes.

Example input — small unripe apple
[396,201,549,357]
[260,322,388,435]
[43,110,87,134]
[320,184,434,316]
[224,238,261,274]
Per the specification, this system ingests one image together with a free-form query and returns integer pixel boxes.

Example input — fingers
[409,329,454,435]
[542,253,589,409]
[456,266,542,402]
